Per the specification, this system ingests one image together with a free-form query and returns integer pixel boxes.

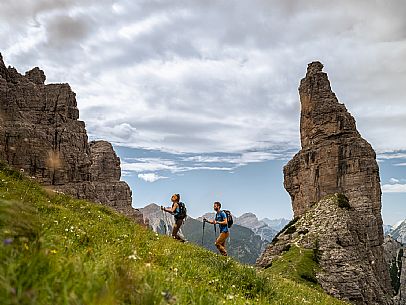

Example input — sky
[0,0,405,225]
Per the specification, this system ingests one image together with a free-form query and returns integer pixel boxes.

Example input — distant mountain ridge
[383,224,393,236]
[262,218,290,231]
[234,213,280,243]
[391,220,406,244]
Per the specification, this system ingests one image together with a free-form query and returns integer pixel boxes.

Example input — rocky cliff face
[285,61,382,219]
[383,236,406,305]
[257,62,393,305]
[0,53,143,223]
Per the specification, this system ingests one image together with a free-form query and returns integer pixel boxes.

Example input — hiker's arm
[162,203,177,213]
[207,218,227,225]
[215,218,227,225]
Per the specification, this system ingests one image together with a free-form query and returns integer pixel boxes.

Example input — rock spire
[258,62,393,305]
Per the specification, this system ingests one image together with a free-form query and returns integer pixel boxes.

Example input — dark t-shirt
[172,202,180,219]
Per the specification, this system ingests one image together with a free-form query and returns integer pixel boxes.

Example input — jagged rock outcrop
[257,62,393,305]
[383,236,406,304]
[0,53,143,223]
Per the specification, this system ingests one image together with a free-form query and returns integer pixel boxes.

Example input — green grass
[0,165,347,304]
[264,245,320,289]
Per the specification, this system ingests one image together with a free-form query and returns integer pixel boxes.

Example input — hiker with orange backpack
[161,193,187,242]
[204,201,231,256]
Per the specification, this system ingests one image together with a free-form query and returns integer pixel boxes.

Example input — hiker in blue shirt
[204,201,229,256]
[161,194,186,242]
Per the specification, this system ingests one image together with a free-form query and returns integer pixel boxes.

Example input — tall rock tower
[258,62,393,304]
[285,61,381,219]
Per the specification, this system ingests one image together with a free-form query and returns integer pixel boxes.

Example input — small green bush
[282,244,291,252]
[336,194,351,209]
[285,225,297,234]
[313,239,322,264]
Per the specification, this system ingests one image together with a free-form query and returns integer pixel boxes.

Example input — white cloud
[183,151,291,165]
[1,0,406,154]
[377,152,406,160]
[137,173,168,183]
[395,163,406,167]
[382,183,406,193]
[122,157,234,173]
[390,178,400,183]
[118,13,170,40]
[122,158,176,172]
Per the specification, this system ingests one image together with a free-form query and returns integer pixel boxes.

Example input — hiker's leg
[215,232,229,256]
[172,220,180,239]
[221,232,229,256]
[172,219,185,242]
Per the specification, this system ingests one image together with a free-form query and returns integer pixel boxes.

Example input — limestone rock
[258,195,393,305]
[285,61,380,218]
[383,236,406,305]
[0,52,143,224]
[258,62,393,304]
[25,67,46,85]
[89,141,121,182]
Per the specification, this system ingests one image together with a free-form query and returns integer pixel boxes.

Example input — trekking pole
[164,211,170,236]
[162,208,168,235]
[228,228,231,246]
[202,220,206,246]
[214,223,217,238]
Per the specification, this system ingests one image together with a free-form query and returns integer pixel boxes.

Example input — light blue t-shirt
[215,211,228,233]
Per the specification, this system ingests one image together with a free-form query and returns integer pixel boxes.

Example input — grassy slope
[0,166,347,305]
[263,245,321,289]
